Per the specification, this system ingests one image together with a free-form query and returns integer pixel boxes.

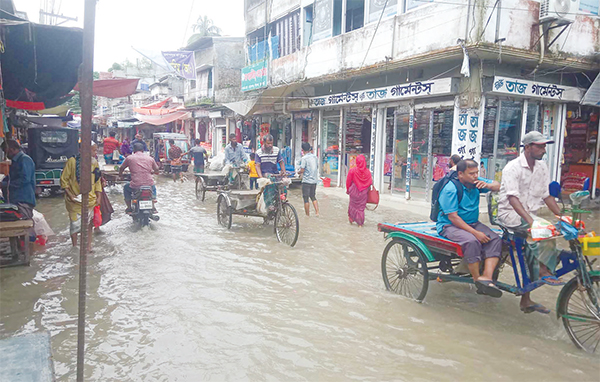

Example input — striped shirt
[256,146,282,175]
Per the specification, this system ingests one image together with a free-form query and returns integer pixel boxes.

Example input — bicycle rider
[224,133,247,183]
[255,134,286,209]
[497,131,564,315]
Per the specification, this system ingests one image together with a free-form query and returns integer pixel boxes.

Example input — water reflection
[1,176,598,381]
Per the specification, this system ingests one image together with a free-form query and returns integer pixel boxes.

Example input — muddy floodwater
[1,176,599,381]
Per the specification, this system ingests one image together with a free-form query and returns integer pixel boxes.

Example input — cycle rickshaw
[378,182,600,353]
[216,179,300,247]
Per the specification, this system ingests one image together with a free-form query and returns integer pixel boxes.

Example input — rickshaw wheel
[381,238,429,302]
[217,194,232,229]
[558,275,600,353]
[195,176,206,201]
[274,202,299,247]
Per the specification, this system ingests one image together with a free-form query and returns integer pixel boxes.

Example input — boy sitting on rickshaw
[436,159,502,297]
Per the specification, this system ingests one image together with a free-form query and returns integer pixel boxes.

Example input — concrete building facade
[241,0,600,199]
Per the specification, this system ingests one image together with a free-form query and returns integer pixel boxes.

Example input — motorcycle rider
[119,142,159,214]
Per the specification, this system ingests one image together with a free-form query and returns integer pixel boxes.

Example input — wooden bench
[0,219,33,267]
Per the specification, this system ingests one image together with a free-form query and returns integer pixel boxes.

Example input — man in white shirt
[497,131,564,314]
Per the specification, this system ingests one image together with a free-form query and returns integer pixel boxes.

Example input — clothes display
[432,109,453,156]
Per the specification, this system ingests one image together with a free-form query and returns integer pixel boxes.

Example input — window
[404,0,430,12]
[303,5,314,46]
[207,69,213,90]
[41,130,68,144]
[271,10,301,58]
[190,80,196,89]
[346,0,365,32]
[333,0,343,36]
[313,0,333,41]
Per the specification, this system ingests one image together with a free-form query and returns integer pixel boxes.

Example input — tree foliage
[187,15,222,45]
[108,58,153,72]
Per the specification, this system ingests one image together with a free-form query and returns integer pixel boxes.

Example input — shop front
[309,77,459,196]
[484,76,587,186]
[292,111,317,168]
[562,105,599,194]
[385,101,455,201]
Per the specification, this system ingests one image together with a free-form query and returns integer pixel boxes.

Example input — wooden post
[77,0,96,380]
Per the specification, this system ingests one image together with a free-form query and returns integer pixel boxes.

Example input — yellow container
[580,236,600,257]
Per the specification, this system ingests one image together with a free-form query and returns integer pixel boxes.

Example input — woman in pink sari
[346,155,372,227]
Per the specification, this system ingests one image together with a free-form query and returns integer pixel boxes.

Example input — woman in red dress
[346,155,372,227]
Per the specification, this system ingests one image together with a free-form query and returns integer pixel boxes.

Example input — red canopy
[139,97,171,109]
[74,78,139,98]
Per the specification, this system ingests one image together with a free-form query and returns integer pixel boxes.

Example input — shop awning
[138,97,171,109]
[136,111,191,126]
[1,11,83,109]
[223,84,303,117]
[581,74,600,107]
[133,97,185,115]
[73,78,140,98]
[223,98,258,116]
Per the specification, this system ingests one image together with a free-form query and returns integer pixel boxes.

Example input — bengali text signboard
[162,51,196,80]
[241,60,268,92]
[491,76,584,102]
[452,100,485,164]
[309,78,455,108]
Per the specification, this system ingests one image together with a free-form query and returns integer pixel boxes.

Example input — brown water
[1,176,599,381]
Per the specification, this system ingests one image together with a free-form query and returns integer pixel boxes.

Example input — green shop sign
[241,60,267,92]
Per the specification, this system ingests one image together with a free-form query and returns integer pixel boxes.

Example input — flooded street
[1,176,598,381]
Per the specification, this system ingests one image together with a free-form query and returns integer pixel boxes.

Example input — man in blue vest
[437,159,501,297]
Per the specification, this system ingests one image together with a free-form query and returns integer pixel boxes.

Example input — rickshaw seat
[378,222,503,259]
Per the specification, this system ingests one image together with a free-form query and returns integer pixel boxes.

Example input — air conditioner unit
[539,0,580,23]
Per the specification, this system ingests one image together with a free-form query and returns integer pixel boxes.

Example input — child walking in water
[248,153,259,190]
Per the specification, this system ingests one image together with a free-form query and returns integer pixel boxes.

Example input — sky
[13,0,246,72]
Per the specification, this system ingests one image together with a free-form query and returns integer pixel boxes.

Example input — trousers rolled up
[441,222,502,264]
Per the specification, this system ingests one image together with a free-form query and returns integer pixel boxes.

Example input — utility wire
[348,0,390,91]
[478,0,499,41]
[181,0,196,47]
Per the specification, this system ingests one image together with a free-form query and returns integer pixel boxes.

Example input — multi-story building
[241,0,600,199]
[181,36,247,153]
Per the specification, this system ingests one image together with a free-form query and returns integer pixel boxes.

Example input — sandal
[475,279,503,298]
[540,275,566,286]
[520,303,550,314]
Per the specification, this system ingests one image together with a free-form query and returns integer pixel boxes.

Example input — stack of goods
[482,103,497,155]
[561,172,588,192]
[564,121,589,164]
[432,110,453,156]
[345,111,365,154]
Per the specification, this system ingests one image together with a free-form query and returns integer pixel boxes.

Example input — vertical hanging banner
[369,108,378,175]
[405,105,415,199]
[161,51,197,80]
[452,101,484,164]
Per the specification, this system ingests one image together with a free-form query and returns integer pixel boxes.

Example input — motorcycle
[130,186,159,227]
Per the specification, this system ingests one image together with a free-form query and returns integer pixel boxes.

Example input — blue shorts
[123,183,156,201]
[104,154,114,164]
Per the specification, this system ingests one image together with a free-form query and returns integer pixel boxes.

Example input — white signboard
[309,78,455,108]
[452,99,485,164]
[491,76,585,103]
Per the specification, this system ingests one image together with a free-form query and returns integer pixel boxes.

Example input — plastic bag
[32,209,55,238]
[256,178,272,216]
[209,152,225,171]
[556,220,578,241]
[529,216,560,241]
[93,205,102,229]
